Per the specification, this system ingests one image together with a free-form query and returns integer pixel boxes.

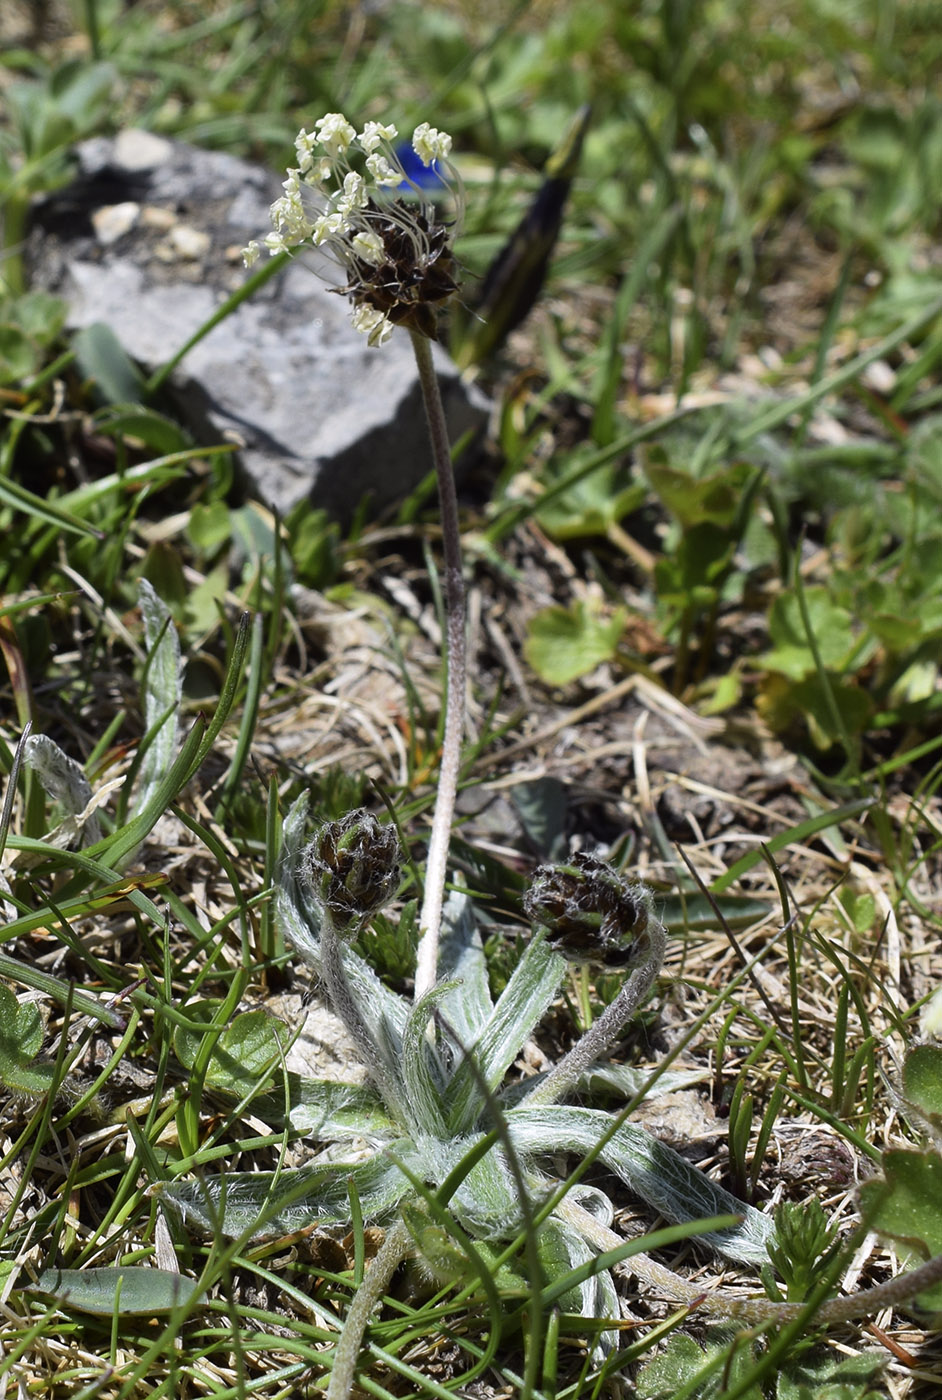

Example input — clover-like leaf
[524,599,628,686]
[858,1148,942,1309]
[642,448,754,531]
[775,1346,884,1400]
[173,1004,291,1096]
[635,1326,762,1399]
[760,589,860,680]
[535,459,646,542]
[0,985,56,1097]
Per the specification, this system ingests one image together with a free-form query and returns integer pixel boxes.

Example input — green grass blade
[133,580,182,819]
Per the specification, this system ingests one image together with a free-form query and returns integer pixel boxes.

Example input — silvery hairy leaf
[506,1105,772,1265]
[444,933,564,1136]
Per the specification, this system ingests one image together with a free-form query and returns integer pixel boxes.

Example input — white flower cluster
[243,114,456,347]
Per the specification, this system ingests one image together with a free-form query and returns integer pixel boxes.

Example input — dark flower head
[524,852,652,971]
[302,810,401,934]
[242,114,461,346]
[339,197,459,342]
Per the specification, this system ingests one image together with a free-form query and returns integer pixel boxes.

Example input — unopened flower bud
[302,810,401,933]
[524,852,652,970]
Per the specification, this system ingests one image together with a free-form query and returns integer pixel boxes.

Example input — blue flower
[394,140,448,192]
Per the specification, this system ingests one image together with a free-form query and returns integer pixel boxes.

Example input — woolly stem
[524,917,667,1107]
[319,918,407,1122]
[326,1219,411,1400]
[559,1196,942,1326]
[410,330,466,1003]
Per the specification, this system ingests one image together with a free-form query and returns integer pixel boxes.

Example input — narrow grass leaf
[592,202,683,446]
[0,947,124,1026]
[733,294,942,445]
[72,323,146,404]
[659,892,770,931]
[0,473,103,539]
[95,715,206,870]
[216,610,263,812]
[56,451,220,517]
[710,798,874,893]
[99,614,249,869]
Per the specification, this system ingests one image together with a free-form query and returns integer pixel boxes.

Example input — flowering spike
[241,111,461,344]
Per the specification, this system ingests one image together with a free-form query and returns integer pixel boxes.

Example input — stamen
[241,111,461,343]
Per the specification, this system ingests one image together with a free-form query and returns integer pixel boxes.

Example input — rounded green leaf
[524,600,627,685]
[31,1267,200,1316]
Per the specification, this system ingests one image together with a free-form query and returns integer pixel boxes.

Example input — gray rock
[28,129,488,519]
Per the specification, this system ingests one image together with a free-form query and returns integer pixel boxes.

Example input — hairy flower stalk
[522,854,667,1106]
[558,1196,942,1327]
[244,114,466,1000]
[242,114,461,347]
[243,116,471,1400]
[325,1220,411,1400]
[410,326,466,1003]
[301,812,407,1119]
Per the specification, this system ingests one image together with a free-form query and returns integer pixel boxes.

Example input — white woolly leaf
[436,891,493,1044]
[445,934,564,1136]
[227,1075,397,1143]
[154,1151,415,1239]
[24,734,101,845]
[506,1105,772,1265]
[401,982,454,1137]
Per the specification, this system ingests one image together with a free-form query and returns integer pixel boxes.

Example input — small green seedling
[0,984,57,1098]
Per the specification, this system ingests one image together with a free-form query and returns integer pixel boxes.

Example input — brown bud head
[524,852,651,970]
[302,810,401,931]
